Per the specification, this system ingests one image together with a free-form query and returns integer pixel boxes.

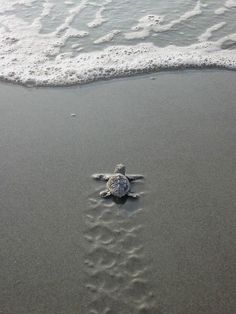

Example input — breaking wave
[0,0,236,86]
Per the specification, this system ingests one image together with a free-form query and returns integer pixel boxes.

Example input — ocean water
[0,0,235,85]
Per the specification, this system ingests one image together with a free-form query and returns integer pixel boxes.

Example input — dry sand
[0,71,236,313]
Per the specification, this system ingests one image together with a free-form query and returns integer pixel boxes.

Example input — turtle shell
[107,174,130,197]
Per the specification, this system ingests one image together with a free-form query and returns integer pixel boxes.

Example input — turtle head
[114,163,126,175]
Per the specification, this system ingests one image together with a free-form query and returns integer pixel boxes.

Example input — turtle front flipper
[127,175,144,181]
[92,173,111,181]
[127,192,139,198]
[100,190,111,198]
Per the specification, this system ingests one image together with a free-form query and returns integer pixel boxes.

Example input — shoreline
[1,65,236,88]
[0,67,235,90]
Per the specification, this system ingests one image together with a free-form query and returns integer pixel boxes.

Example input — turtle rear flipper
[127,192,139,198]
[92,173,111,181]
[100,190,111,198]
[127,175,144,181]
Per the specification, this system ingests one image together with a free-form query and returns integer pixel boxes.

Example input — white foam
[213,1,236,16]
[64,27,89,38]
[88,6,107,28]
[32,1,55,31]
[87,0,112,28]
[72,43,82,49]
[215,7,228,15]
[198,22,226,42]
[1,36,235,86]
[0,0,36,13]
[64,1,74,5]
[153,0,205,32]
[125,15,164,40]
[94,30,120,44]
[0,0,235,86]
[55,0,89,34]
[225,0,236,8]
[125,1,205,40]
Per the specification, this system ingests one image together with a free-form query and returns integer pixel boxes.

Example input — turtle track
[83,195,158,314]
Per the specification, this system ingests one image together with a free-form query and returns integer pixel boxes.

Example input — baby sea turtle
[92,163,143,198]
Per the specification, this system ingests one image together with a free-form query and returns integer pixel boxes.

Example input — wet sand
[0,71,236,314]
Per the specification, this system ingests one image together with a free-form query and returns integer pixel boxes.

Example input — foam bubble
[125,15,164,40]
[94,30,120,44]
[64,27,89,38]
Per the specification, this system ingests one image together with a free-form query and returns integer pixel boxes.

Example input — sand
[0,71,236,314]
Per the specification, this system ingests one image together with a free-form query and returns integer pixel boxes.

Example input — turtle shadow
[114,195,140,205]
[104,195,130,205]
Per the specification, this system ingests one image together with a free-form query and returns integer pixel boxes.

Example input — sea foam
[0,0,235,86]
